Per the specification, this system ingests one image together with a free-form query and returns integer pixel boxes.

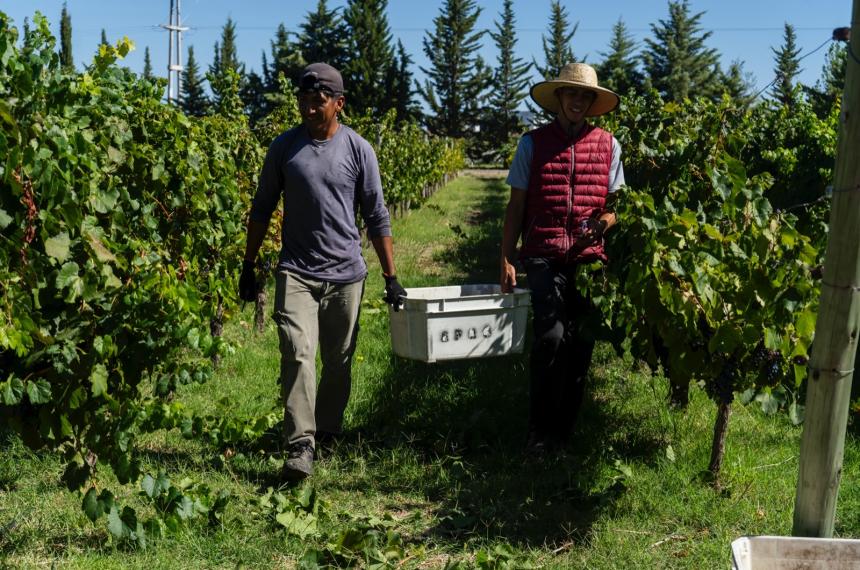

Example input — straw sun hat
[530,62,620,117]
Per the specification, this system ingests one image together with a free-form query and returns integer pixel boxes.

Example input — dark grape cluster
[750,342,768,367]
[707,356,737,403]
[764,350,784,383]
[748,342,785,384]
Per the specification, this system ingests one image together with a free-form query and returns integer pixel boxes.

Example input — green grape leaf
[756,391,780,415]
[89,364,108,397]
[62,453,91,491]
[107,146,125,163]
[1,376,24,405]
[795,308,816,339]
[85,230,117,263]
[113,452,139,485]
[708,323,743,354]
[90,188,120,214]
[140,474,157,499]
[275,510,318,539]
[0,207,11,229]
[176,495,196,520]
[82,487,104,522]
[107,506,128,539]
[44,232,71,262]
[186,327,200,349]
[26,378,52,404]
[56,261,84,301]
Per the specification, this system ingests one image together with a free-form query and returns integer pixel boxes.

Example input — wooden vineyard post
[793,4,860,537]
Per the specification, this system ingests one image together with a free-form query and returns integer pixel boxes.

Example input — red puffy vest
[520,121,612,263]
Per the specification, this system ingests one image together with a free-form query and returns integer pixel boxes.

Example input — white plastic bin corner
[731,535,860,570]
[387,284,530,363]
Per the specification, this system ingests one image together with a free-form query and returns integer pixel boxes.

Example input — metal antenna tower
[161,0,188,103]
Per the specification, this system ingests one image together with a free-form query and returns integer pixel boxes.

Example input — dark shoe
[282,441,314,481]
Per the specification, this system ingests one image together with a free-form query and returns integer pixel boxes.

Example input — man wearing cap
[239,62,407,480]
[500,62,624,451]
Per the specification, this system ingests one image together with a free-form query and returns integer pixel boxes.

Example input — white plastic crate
[731,536,860,570]
[387,284,530,363]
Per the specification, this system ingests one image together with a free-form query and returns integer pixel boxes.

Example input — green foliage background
[0,12,463,546]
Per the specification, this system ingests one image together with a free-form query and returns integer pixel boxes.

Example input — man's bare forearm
[244,220,270,263]
[371,236,396,277]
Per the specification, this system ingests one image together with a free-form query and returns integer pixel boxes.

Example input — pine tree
[484,0,531,155]
[59,2,73,71]
[527,1,578,122]
[534,1,578,81]
[181,46,210,117]
[241,52,272,121]
[597,18,643,95]
[805,43,846,117]
[419,0,491,138]
[386,40,419,122]
[241,70,268,124]
[300,0,349,72]
[219,18,241,74]
[343,0,396,117]
[723,59,755,108]
[143,46,154,80]
[100,28,109,48]
[263,24,305,93]
[211,42,221,79]
[642,0,722,102]
[209,18,245,108]
[771,23,802,106]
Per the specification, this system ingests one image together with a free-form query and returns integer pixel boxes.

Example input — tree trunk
[255,281,266,334]
[708,398,732,489]
[209,297,224,367]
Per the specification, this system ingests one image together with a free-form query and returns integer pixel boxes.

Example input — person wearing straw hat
[500,62,625,451]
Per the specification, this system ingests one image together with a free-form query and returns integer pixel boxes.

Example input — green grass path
[2,174,859,568]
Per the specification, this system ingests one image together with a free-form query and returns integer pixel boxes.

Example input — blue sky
[3,1,852,100]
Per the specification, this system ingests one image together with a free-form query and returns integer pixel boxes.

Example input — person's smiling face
[556,87,597,124]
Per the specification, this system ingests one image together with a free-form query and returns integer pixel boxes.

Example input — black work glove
[383,275,407,311]
[238,260,257,302]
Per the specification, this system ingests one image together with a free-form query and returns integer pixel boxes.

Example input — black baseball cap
[298,62,344,95]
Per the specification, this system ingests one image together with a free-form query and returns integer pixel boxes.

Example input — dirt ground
[462,168,508,179]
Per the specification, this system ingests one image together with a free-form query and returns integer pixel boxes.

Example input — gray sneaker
[282,441,314,481]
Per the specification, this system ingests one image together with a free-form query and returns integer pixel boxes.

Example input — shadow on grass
[341,177,664,547]
[343,348,665,548]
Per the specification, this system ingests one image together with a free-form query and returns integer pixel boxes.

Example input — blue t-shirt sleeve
[609,136,625,193]
[505,134,533,189]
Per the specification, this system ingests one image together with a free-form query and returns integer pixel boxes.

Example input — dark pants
[525,258,597,442]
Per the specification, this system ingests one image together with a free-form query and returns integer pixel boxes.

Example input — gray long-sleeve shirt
[249,124,392,284]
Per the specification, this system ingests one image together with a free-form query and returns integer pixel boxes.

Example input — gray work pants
[272,268,364,448]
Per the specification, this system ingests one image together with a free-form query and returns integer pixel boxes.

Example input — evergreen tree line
[55,0,848,162]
